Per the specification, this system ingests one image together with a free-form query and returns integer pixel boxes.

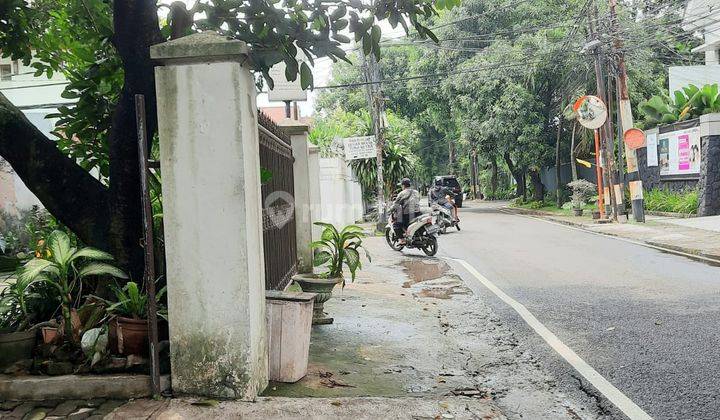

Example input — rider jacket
[430,186,454,205]
[394,188,421,215]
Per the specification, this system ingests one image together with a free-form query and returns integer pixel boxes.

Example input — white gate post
[278,119,313,273]
[308,144,322,241]
[150,33,267,399]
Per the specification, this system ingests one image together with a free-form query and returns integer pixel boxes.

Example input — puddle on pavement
[400,259,450,288]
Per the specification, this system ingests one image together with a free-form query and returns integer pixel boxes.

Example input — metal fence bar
[258,112,297,290]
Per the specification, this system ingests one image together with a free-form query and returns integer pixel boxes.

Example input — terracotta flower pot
[0,330,36,368]
[109,317,149,356]
[293,274,341,325]
[41,327,60,345]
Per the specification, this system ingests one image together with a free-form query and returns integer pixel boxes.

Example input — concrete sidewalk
[505,206,720,262]
[107,235,595,419]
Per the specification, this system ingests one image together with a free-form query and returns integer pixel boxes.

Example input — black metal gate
[258,112,297,290]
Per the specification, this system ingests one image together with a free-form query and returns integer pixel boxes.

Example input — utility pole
[587,0,622,221]
[362,52,387,229]
[609,0,645,222]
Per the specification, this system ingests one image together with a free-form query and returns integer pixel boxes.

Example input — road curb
[502,207,720,265]
[0,373,170,401]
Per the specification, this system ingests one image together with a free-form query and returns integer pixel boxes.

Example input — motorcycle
[431,203,460,234]
[385,211,440,256]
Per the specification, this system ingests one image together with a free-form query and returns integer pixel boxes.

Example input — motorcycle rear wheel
[421,235,438,256]
[385,227,405,251]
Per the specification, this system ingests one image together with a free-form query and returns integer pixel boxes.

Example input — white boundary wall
[317,157,364,228]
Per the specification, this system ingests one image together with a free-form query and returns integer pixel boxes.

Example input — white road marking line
[449,257,653,420]
[503,209,720,265]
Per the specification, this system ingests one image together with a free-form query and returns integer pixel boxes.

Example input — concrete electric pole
[586,2,623,221]
[608,0,645,222]
[362,52,387,229]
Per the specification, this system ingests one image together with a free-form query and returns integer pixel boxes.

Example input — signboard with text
[342,136,376,160]
[268,61,308,102]
[656,126,701,177]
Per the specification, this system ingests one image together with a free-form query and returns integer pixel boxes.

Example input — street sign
[624,128,646,150]
[342,136,376,160]
[574,95,607,130]
[268,61,308,102]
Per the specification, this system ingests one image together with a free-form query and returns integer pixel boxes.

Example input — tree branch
[0,93,110,249]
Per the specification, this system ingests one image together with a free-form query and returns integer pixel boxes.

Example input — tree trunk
[107,0,164,281]
[570,121,578,181]
[490,157,498,198]
[470,152,477,199]
[529,169,544,202]
[555,118,562,208]
[0,1,162,281]
[0,94,110,249]
[503,152,525,198]
[448,140,455,173]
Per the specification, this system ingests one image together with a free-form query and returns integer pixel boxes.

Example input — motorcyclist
[430,180,459,221]
[392,178,421,245]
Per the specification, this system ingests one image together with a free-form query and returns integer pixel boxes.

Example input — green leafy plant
[17,230,127,344]
[644,188,699,215]
[311,223,370,285]
[0,274,40,332]
[106,281,166,320]
[639,84,720,127]
[350,142,415,199]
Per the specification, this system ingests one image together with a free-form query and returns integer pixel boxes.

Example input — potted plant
[17,230,127,347]
[567,180,596,217]
[0,275,40,368]
[105,281,166,356]
[294,222,370,325]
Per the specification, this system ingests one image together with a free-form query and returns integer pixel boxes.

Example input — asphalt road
[437,201,720,420]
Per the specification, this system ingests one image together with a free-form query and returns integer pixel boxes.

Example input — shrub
[567,179,596,208]
[644,189,699,214]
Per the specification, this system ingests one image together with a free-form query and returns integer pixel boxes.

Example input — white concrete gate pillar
[150,33,267,399]
[278,119,313,273]
[308,144,322,241]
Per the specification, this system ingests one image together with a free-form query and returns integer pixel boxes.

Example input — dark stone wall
[638,145,698,191]
[698,135,720,216]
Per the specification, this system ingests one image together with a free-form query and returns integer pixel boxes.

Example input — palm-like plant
[17,230,127,344]
[350,142,415,199]
[311,222,370,286]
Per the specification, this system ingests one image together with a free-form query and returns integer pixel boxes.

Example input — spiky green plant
[310,223,370,286]
[350,142,415,199]
[17,230,127,344]
[105,281,166,320]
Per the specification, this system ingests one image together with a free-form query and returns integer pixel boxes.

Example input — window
[0,64,11,81]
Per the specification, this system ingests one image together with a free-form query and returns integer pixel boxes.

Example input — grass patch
[644,189,698,214]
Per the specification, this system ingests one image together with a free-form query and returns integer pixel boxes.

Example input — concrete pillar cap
[150,32,249,64]
[276,118,310,135]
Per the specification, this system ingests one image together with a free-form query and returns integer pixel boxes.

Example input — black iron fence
[258,112,297,290]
